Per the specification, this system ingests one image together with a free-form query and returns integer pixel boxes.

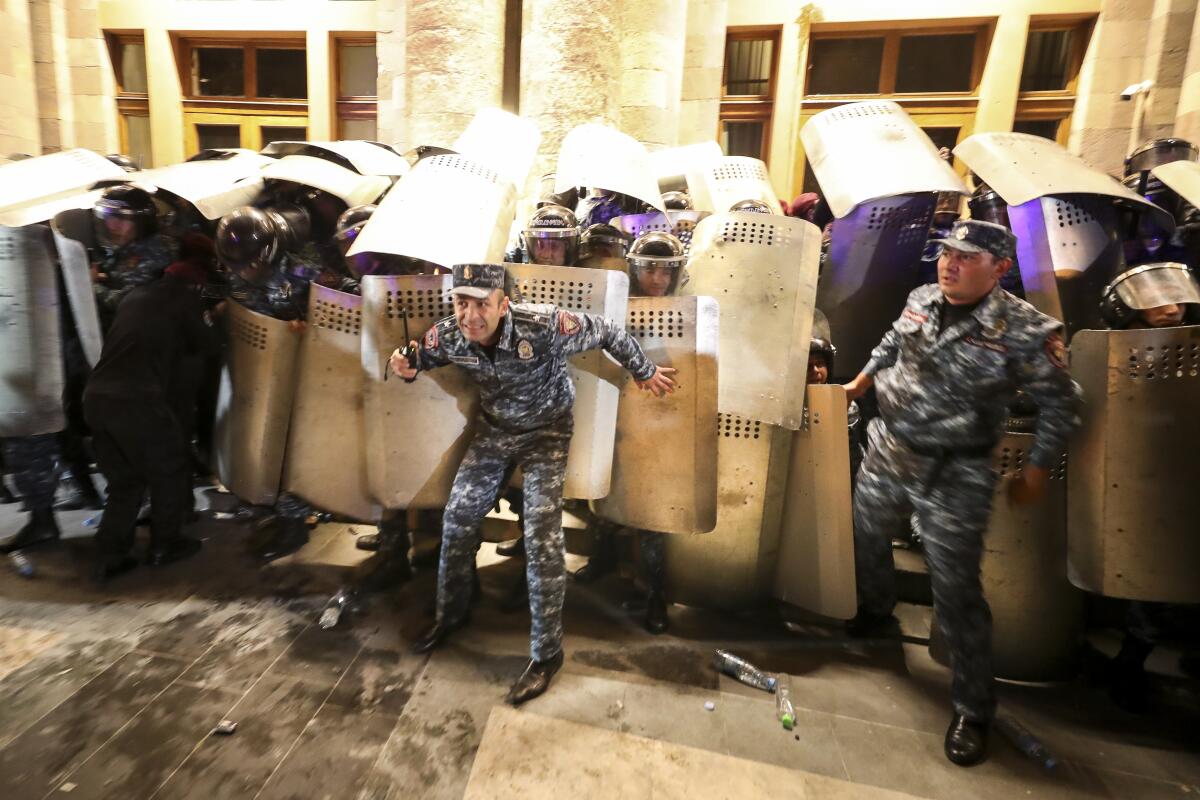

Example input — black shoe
[147,536,203,567]
[944,714,988,766]
[845,610,900,639]
[355,532,381,552]
[499,572,528,613]
[410,614,470,655]
[573,540,617,583]
[3,508,61,553]
[506,651,564,706]
[54,473,104,511]
[93,554,139,584]
[255,518,310,562]
[644,590,669,635]
[495,537,525,558]
[357,549,413,593]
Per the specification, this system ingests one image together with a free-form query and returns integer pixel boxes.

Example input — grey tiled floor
[0,491,1196,799]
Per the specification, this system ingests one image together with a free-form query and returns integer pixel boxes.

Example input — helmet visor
[523,230,579,266]
[1113,264,1200,310]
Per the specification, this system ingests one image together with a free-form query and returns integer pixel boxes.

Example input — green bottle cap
[780,713,795,730]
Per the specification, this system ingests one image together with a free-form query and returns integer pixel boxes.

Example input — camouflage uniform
[3,434,60,512]
[854,281,1080,722]
[94,233,179,325]
[416,302,656,661]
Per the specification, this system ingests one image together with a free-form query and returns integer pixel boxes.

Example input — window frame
[719,26,782,164]
[106,33,151,164]
[334,36,378,140]
[176,36,310,112]
[1014,17,1095,146]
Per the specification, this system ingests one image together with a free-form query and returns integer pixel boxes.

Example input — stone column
[375,0,406,150]
[64,0,118,154]
[678,0,726,146]
[618,0,687,149]
[0,0,41,156]
[405,0,506,149]
[1175,0,1200,141]
[973,12,1030,135]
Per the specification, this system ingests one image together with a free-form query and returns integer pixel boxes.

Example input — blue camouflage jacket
[94,233,179,318]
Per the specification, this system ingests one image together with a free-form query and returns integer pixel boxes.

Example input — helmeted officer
[842,219,1081,766]
[91,185,180,328]
[661,191,693,211]
[391,263,677,704]
[729,198,774,214]
[522,204,579,267]
[576,223,632,270]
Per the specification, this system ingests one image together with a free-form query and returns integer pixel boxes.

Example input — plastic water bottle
[995,716,1057,770]
[712,649,777,693]
[9,551,34,578]
[319,589,353,629]
[775,675,796,730]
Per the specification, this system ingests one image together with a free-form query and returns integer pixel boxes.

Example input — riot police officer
[392,263,676,704]
[661,191,693,211]
[842,220,1081,766]
[575,188,650,228]
[522,204,579,267]
[576,223,632,270]
[919,192,962,285]
[729,199,774,214]
[808,337,865,482]
[91,185,180,328]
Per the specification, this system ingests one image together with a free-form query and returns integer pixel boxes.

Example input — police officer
[808,337,865,483]
[522,204,579,267]
[392,263,676,704]
[842,219,1081,766]
[576,224,631,270]
[575,188,650,228]
[91,185,180,328]
[662,191,693,211]
[729,199,774,214]
[919,192,961,285]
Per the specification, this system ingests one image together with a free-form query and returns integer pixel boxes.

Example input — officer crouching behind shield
[841,220,1081,767]
[389,263,677,705]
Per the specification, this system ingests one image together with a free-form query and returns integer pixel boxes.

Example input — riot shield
[281,285,380,522]
[683,212,820,429]
[139,154,274,220]
[361,274,480,509]
[258,155,391,208]
[1151,159,1200,209]
[0,225,65,437]
[648,141,723,194]
[349,154,517,270]
[611,211,707,257]
[554,124,667,214]
[592,296,719,534]
[0,149,126,217]
[772,385,856,620]
[213,301,302,506]
[506,263,629,499]
[260,141,410,178]
[817,193,937,377]
[1066,326,1200,603]
[50,209,105,367]
[452,108,542,189]
[665,416,792,610]
[800,101,965,219]
[686,156,780,215]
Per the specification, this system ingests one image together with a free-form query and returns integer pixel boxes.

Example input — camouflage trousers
[853,417,999,722]
[3,434,61,512]
[438,416,572,662]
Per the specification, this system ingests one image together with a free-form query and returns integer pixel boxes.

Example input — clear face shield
[93,206,144,250]
[628,254,685,297]
[1114,263,1200,311]
[522,228,580,266]
[580,232,630,262]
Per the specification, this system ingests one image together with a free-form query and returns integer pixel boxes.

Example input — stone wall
[679,0,726,145]
[0,0,41,157]
[618,0,687,149]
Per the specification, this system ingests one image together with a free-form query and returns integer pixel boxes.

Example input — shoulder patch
[902,309,928,325]
[1044,333,1068,369]
[423,325,438,350]
[558,310,582,336]
[512,307,553,327]
[965,335,1008,354]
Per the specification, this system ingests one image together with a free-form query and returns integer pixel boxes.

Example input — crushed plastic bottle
[319,589,354,629]
[995,715,1057,770]
[775,675,795,730]
[712,649,777,693]
[82,514,100,528]
[9,551,34,578]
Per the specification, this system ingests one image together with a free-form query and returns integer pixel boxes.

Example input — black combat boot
[495,536,525,558]
[358,516,413,592]
[147,536,203,567]
[3,508,62,552]
[506,651,564,706]
[93,554,139,584]
[644,589,669,635]
[254,516,310,562]
[410,613,470,655]
[944,714,989,766]
[573,527,617,583]
[54,471,104,511]
[845,609,901,639]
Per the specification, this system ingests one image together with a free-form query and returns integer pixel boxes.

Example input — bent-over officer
[390,263,676,705]
[842,220,1081,767]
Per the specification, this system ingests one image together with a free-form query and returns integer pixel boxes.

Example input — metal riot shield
[649,141,723,194]
[213,301,302,506]
[260,141,410,178]
[800,101,965,220]
[505,263,630,499]
[611,211,707,257]
[686,156,781,215]
[349,154,517,270]
[453,108,542,189]
[258,155,391,208]
[683,212,820,429]
[0,149,126,217]
[50,209,105,367]
[772,385,856,620]
[0,225,65,437]
[592,296,719,534]
[139,154,274,220]
[665,416,792,610]
[1151,159,1200,210]
[554,124,667,215]
[1066,326,1200,602]
[361,274,480,509]
[817,193,938,377]
[281,285,380,522]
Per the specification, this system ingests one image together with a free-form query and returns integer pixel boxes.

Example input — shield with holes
[280,285,380,521]
[592,296,719,534]
[686,156,781,215]
[1151,159,1200,211]
[505,262,630,499]
[610,210,707,258]
[213,301,302,506]
[349,153,517,270]
[50,209,106,368]
[0,225,66,437]
[0,149,127,225]
[1066,326,1200,603]
[361,273,480,509]
[554,124,667,214]
[683,212,820,429]
[665,414,792,610]
[772,385,856,619]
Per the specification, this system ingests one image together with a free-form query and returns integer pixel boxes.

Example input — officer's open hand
[1008,465,1050,506]
[637,366,678,398]
[389,341,419,381]
[842,373,873,405]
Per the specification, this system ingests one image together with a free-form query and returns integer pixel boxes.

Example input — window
[337,39,378,140]
[719,28,780,163]
[804,28,985,96]
[181,39,308,102]
[107,34,152,168]
[1014,19,1094,145]
[806,37,884,95]
[895,34,976,93]
[1020,29,1074,92]
[1013,119,1061,140]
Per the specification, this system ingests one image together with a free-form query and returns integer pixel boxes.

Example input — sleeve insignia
[902,309,928,325]
[517,339,534,360]
[558,310,581,336]
[1044,333,1068,369]
[423,325,438,349]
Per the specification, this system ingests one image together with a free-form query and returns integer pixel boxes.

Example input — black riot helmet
[295,187,348,242]
[662,191,693,210]
[580,223,632,262]
[215,206,293,285]
[627,231,686,297]
[1099,262,1200,329]
[968,186,1011,228]
[522,203,579,266]
[333,204,376,254]
[346,252,432,280]
[105,153,139,172]
[729,198,774,214]
[1124,138,1198,177]
[93,184,158,249]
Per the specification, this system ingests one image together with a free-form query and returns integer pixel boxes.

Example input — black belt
[891,434,994,488]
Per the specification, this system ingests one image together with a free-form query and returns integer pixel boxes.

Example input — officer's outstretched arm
[553,309,657,383]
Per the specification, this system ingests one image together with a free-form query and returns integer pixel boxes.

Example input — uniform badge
[558,311,581,336]
[423,326,438,349]
[463,265,473,280]
[954,226,969,241]
[1044,333,1068,369]
[517,339,534,360]
[982,319,1007,339]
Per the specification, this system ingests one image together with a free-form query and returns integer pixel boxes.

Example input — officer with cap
[391,263,677,704]
[523,204,580,267]
[842,219,1081,766]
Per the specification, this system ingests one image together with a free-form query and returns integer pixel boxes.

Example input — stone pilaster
[0,0,41,157]
[679,0,726,146]
[618,0,687,149]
